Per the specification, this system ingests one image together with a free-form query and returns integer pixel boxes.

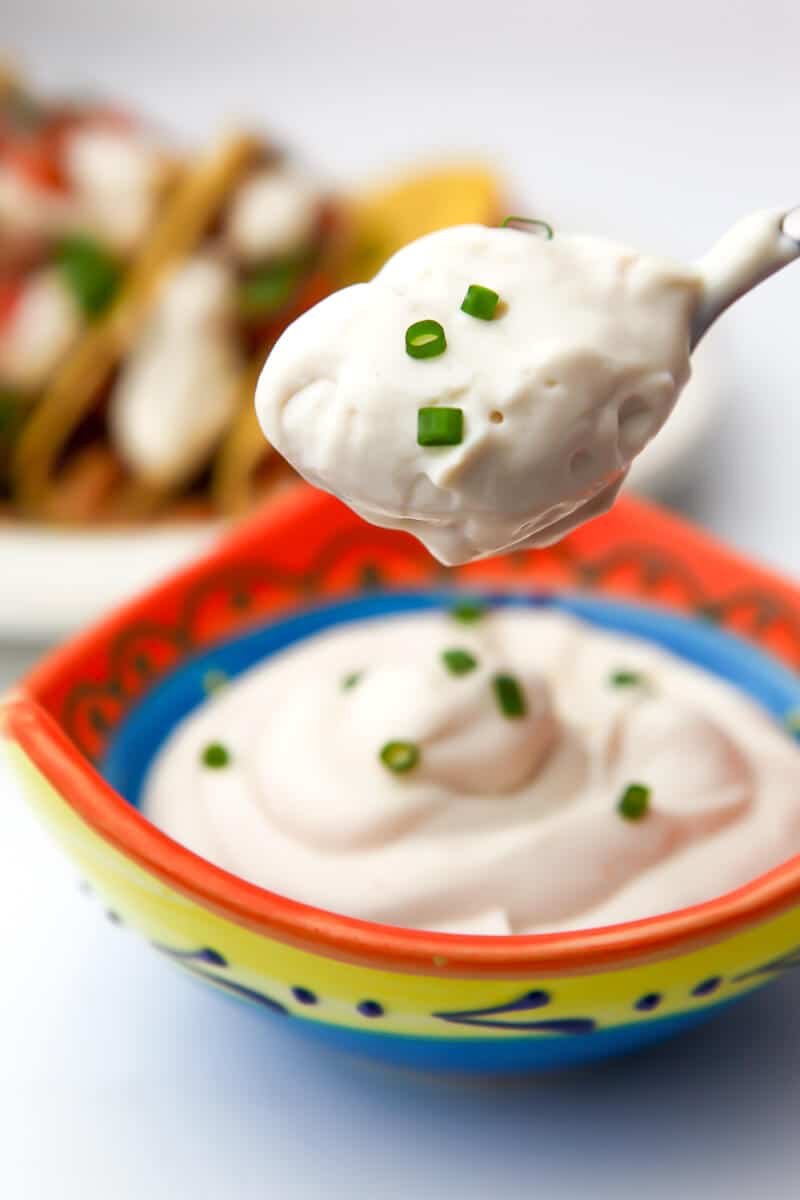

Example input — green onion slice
[342,671,363,691]
[460,283,500,320]
[56,235,121,318]
[610,669,645,688]
[500,216,554,240]
[450,597,487,623]
[201,742,231,769]
[202,669,229,696]
[405,319,447,359]
[785,708,800,737]
[492,673,527,718]
[442,648,478,676]
[617,782,651,821]
[380,740,420,774]
[238,261,300,318]
[417,406,463,446]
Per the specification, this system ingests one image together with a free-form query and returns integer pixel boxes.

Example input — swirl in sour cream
[142,609,800,935]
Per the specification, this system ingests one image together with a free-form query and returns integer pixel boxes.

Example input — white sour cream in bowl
[136,597,800,936]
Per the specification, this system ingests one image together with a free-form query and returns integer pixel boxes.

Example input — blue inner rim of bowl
[102,590,800,810]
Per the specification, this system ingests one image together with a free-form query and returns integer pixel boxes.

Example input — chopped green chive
[405,318,447,359]
[785,708,800,737]
[379,740,420,774]
[442,648,478,676]
[201,742,231,769]
[500,215,554,240]
[342,671,363,691]
[56,235,121,318]
[461,283,500,320]
[202,669,229,696]
[417,406,463,446]
[238,261,300,318]
[450,597,487,623]
[610,669,645,688]
[492,673,527,718]
[617,782,651,821]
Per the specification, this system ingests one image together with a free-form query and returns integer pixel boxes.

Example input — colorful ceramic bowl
[3,485,800,1073]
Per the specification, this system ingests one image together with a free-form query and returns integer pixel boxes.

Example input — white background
[2,1,800,1196]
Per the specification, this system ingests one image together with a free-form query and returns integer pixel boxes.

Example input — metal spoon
[691,206,800,350]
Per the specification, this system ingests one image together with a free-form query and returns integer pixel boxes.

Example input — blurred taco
[7,91,505,526]
[13,129,340,522]
[210,162,504,515]
[0,72,180,489]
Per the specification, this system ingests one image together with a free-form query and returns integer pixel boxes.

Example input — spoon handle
[691,207,800,350]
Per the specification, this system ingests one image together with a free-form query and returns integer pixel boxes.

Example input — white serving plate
[0,520,224,641]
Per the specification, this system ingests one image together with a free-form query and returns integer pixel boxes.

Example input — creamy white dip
[255,224,700,564]
[0,267,82,390]
[225,165,321,263]
[108,255,243,487]
[142,609,800,934]
[256,211,799,566]
[63,126,166,253]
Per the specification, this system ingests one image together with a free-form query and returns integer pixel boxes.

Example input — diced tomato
[38,113,85,181]
[1,102,137,196]
[43,106,139,192]
[46,105,136,159]
[246,268,334,350]
[0,277,25,329]
[2,139,65,192]
[0,233,47,276]
[317,200,343,240]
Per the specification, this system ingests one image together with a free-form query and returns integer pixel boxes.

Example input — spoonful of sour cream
[255,208,799,565]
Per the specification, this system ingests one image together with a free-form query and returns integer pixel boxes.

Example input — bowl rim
[5,486,800,978]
